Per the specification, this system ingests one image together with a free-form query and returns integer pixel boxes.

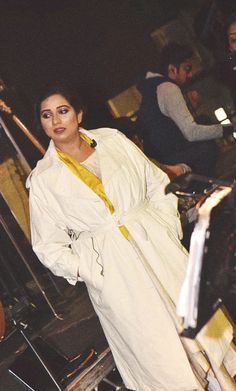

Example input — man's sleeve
[157,82,223,141]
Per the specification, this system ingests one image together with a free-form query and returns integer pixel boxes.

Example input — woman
[27,84,235,391]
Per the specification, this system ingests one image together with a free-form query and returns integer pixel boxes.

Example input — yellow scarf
[56,133,129,239]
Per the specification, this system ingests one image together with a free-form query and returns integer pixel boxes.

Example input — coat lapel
[95,135,124,187]
[56,144,129,239]
[56,148,115,213]
[30,131,125,200]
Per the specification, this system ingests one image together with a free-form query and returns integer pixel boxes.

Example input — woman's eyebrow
[57,104,70,109]
[40,104,70,113]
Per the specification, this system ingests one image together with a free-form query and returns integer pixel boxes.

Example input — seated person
[136,42,236,177]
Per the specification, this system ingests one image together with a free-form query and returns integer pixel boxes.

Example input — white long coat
[27,128,199,390]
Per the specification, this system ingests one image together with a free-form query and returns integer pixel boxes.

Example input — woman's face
[40,93,82,145]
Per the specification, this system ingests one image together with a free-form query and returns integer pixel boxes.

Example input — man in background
[224,15,236,105]
[136,42,235,177]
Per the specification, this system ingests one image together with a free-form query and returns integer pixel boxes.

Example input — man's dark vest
[137,76,188,163]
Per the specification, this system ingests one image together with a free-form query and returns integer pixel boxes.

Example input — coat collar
[26,127,121,188]
[66,127,123,186]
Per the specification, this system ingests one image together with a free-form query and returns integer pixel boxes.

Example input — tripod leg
[14,319,63,391]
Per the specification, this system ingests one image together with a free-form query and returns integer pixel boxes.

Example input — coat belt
[69,200,150,242]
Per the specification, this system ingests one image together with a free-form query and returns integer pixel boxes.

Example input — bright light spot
[221,119,231,124]
[214,108,227,122]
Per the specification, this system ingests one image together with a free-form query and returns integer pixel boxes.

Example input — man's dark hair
[159,42,193,76]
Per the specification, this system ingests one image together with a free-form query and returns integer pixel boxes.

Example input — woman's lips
[54,127,65,134]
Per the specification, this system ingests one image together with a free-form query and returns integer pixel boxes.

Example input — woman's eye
[59,107,69,114]
[41,112,51,119]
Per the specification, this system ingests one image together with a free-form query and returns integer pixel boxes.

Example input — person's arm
[150,157,191,179]
[157,82,223,141]
[29,189,81,285]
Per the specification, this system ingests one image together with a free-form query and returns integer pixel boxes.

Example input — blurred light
[214,107,228,122]
[0,78,6,93]
[221,119,231,124]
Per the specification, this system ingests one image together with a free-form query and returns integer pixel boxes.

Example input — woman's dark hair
[34,82,84,130]
[159,42,193,76]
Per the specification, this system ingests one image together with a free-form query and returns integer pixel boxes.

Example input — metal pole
[0,117,31,174]
[0,211,63,320]
[12,114,45,155]
[12,319,63,391]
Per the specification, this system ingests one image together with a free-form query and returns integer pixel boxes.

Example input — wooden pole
[12,114,45,155]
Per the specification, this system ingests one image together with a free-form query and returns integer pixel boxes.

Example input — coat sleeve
[145,158,183,239]
[118,132,183,239]
[28,185,81,285]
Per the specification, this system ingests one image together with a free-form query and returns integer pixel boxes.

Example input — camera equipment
[166,173,236,337]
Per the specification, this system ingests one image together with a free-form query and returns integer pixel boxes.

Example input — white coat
[26,127,214,390]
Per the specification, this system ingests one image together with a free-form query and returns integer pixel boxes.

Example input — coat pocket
[72,234,104,292]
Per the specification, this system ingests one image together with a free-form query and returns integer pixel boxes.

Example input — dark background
[0,0,236,163]
[1,1,236,106]
[0,0,189,105]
